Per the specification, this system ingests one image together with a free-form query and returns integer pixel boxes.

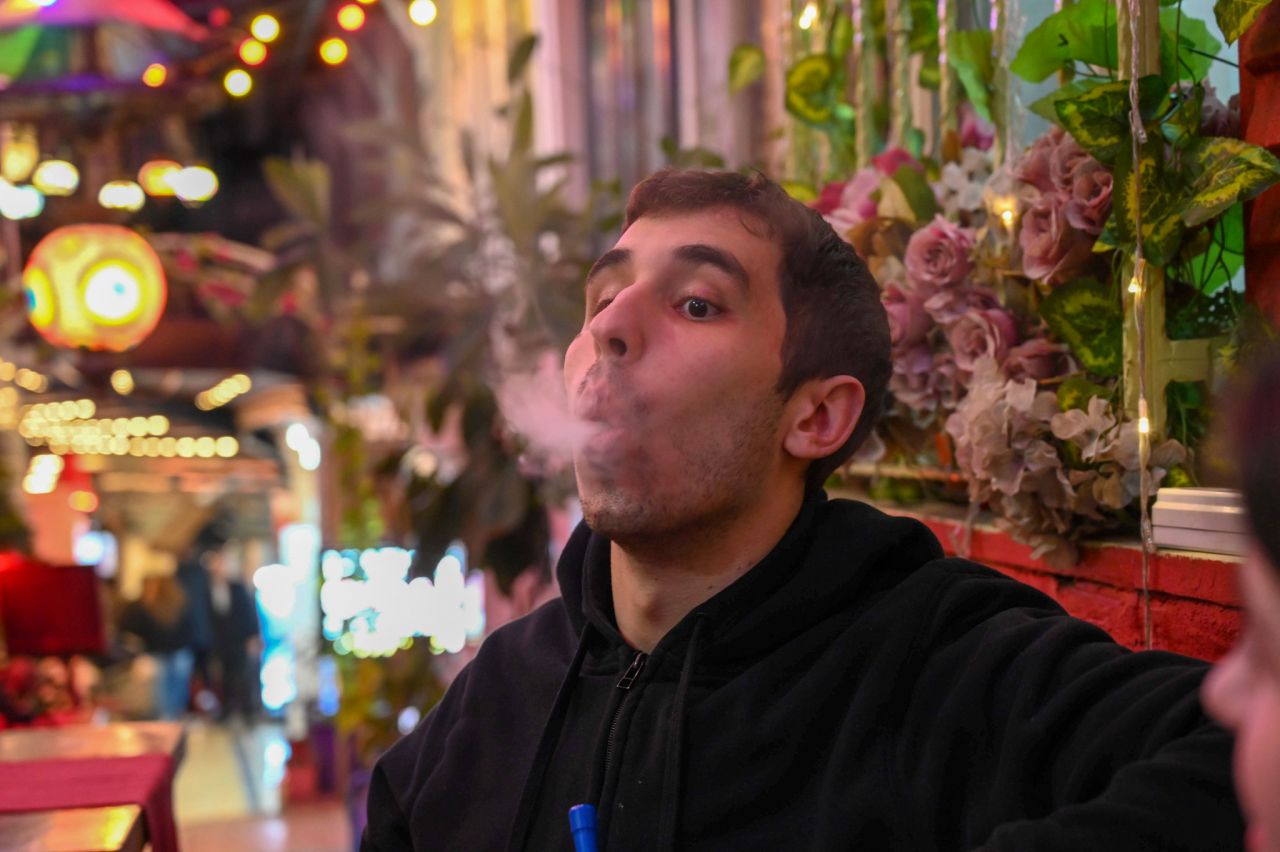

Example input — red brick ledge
[845,495,1243,661]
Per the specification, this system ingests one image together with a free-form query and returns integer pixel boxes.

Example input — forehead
[615,207,782,283]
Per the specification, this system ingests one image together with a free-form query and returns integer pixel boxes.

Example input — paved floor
[174,720,350,852]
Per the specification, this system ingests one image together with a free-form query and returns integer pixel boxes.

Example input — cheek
[563,334,591,390]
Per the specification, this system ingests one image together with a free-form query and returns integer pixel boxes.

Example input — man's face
[563,207,792,542]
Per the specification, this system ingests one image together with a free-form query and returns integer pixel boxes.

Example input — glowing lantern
[169,166,218,203]
[239,38,268,66]
[337,4,366,30]
[142,63,168,88]
[408,0,437,25]
[22,225,168,352]
[0,182,44,220]
[0,123,39,183]
[250,14,280,42]
[138,160,181,196]
[32,160,78,196]
[98,180,145,212]
[319,37,348,65]
[224,69,252,97]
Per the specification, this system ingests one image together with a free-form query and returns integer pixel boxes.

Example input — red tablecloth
[0,754,178,851]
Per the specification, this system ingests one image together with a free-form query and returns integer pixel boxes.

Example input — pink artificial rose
[1064,163,1113,235]
[1013,127,1064,193]
[872,146,925,177]
[904,215,974,292]
[1003,337,1074,382]
[947,305,1019,373]
[882,284,932,349]
[1020,195,1095,285]
[822,168,881,237]
[923,284,999,326]
[1049,134,1090,194]
[958,102,995,151]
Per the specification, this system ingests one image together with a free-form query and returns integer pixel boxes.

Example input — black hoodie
[363,495,1241,851]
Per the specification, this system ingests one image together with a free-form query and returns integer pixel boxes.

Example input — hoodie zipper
[601,650,647,808]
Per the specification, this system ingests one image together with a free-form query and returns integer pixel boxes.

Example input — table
[0,722,185,852]
[0,805,144,852]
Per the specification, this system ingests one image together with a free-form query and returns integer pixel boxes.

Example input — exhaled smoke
[493,350,599,474]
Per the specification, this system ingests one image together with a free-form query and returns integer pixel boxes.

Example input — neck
[610,483,806,652]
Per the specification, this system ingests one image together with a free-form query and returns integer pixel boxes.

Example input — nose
[588,283,645,364]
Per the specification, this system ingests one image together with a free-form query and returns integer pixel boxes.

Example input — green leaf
[507,34,539,84]
[1028,79,1096,124]
[1184,203,1244,294]
[828,10,855,60]
[729,44,766,94]
[1215,0,1270,43]
[889,164,940,222]
[1010,0,1117,82]
[1161,85,1205,148]
[1041,277,1124,377]
[780,181,818,202]
[1182,137,1280,227]
[509,90,534,160]
[263,157,331,228]
[1057,377,1113,412]
[1158,9,1222,83]
[785,54,840,126]
[947,30,994,122]
[1111,136,1186,265]
[1053,76,1166,164]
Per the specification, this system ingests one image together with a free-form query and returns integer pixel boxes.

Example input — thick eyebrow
[585,248,632,288]
[672,243,750,294]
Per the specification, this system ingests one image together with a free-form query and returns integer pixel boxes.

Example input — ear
[782,376,866,463]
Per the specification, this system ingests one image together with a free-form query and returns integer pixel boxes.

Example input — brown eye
[679,297,720,320]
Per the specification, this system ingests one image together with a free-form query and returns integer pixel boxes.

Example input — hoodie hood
[555,492,945,663]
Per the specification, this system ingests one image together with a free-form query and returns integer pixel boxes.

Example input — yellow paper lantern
[138,160,181,196]
[22,225,168,352]
[0,123,39,183]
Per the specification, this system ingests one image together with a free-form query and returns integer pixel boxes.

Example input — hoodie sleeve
[897,558,1242,852]
[361,663,475,852]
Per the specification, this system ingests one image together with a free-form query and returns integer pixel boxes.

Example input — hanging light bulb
[168,166,219,204]
[0,181,44,220]
[250,14,280,42]
[408,0,437,26]
[142,63,168,88]
[0,123,40,183]
[32,160,78,196]
[138,160,182,196]
[319,37,349,65]
[797,1,819,29]
[224,69,253,97]
[337,4,366,30]
[98,180,145,212]
[239,38,268,66]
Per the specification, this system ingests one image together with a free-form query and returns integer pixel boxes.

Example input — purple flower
[1064,163,1113,236]
[1020,195,1095,285]
[1003,337,1074,382]
[947,305,1019,373]
[882,284,932,349]
[904,215,974,292]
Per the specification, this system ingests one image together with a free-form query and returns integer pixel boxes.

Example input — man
[364,170,1241,850]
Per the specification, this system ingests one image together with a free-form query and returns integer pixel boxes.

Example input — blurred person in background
[119,572,194,720]
[176,524,218,715]
[1204,351,1280,852]
[207,541,261,723]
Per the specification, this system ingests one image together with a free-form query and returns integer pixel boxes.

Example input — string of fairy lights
[221,0,440,99]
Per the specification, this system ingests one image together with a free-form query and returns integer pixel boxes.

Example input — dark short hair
[1235,350,1280,575]
[624,168,891,491]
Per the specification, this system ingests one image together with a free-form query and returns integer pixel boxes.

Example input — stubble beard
[578,392,786,549]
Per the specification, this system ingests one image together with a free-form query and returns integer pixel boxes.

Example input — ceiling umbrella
[0,0,208,96]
